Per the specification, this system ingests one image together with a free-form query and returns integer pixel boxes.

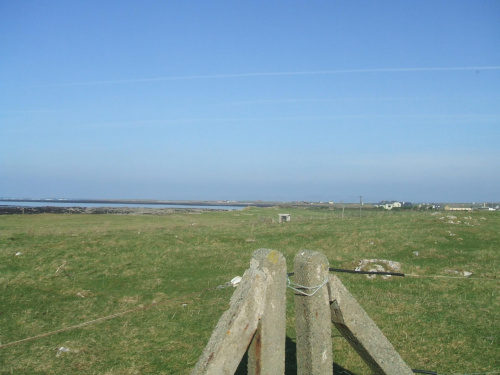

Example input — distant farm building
[445,205,473,211]
[278,214,291,223]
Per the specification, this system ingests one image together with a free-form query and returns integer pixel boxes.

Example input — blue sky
[1,1,499,203]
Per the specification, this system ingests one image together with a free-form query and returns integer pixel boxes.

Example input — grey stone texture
[248,249,287,375]
[190,249,286,375]
[293,250,333,375]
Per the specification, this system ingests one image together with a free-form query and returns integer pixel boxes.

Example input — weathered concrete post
[293,250,333,375]
[328,274,414,375]
[190,248,286,375]
[247,249,287,375]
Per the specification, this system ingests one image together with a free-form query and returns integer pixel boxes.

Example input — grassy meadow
[0,207,498,374]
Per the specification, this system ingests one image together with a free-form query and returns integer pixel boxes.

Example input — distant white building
[445,205,472,211]
[375,201,402,210]
[278,214,291,223]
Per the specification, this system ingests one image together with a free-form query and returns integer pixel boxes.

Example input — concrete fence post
[247,249,287,375]
[328,274,414,375]
[192,248,414,375]
[293,250,333,375]
[190,249,286,375]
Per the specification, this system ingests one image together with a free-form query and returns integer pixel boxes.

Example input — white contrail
[34,66,500,87]
[0,110,55,114]
[71,113,499,129]
[226,96,487,105]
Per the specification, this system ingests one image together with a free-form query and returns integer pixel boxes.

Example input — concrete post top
[252,248,286,266]
[295,250,329,263]
[294,250,330,280]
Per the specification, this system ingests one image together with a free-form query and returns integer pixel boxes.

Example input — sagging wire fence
[329,267,499,280]
[0,280,237,350]
[288,267,499,280]
[1,268,415,349]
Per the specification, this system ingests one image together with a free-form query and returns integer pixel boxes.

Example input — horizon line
[1,198,497,204]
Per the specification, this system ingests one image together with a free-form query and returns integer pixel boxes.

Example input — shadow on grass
[332,363,359,375]
[235,336,359,375]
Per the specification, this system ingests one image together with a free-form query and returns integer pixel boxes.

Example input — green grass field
[0,207,498,374]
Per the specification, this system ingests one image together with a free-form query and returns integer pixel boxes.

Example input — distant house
[375,200,409,210]
[477,203,497,211]
[374,200,391,209]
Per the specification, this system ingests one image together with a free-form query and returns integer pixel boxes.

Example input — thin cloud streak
[0,110,56,114]
[29,66,500,87]
[225,96,500,105]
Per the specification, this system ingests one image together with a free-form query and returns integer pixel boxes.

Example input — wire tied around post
[286,274,329,296]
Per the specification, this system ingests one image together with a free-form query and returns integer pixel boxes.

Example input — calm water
[0,201,245,210]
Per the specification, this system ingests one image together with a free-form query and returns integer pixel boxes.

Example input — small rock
[356,259,402,279]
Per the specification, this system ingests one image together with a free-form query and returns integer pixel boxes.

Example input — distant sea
[0,200,244,210]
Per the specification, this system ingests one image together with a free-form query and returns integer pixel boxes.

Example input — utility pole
[359,196,362,217]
